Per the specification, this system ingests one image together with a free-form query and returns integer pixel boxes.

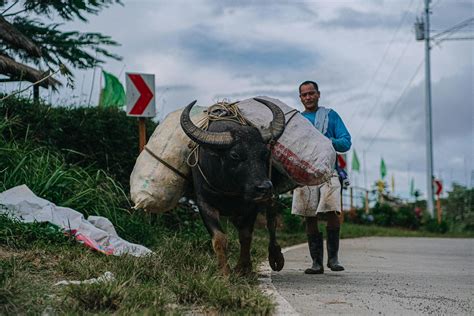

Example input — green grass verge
[0,214,274,315]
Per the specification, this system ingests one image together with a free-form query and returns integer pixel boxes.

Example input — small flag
[377,180,385,192]
[380,158,387,179]
[99,71,125,108]
[337,154,347,169]
[410,178,415,196]
[352,150,360,172]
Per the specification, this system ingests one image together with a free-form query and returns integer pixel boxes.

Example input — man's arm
[329,111,351,152]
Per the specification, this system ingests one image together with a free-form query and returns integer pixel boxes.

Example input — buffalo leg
[197,199,231,276]
[266,202,284,271]
[232,212,258,275]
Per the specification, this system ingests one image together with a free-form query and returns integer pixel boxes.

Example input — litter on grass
[54,271,115,286]
[0,185,152,257]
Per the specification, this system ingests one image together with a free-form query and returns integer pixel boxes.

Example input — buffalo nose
[256,180,273,193]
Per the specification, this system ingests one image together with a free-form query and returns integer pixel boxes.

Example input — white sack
[237,96,336,186]
[130,106,206,213]
[0,185,152,257]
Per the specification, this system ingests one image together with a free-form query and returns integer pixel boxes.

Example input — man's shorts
[291,172,341,217]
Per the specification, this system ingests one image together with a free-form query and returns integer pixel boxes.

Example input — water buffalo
[180,98,288,275]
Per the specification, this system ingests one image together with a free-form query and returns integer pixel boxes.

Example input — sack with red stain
[237,96,336,186]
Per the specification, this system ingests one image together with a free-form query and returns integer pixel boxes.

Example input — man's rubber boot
[326,227,345,271]
[305,233,324,274]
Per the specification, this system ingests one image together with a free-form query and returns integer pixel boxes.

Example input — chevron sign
[126,73,155,117]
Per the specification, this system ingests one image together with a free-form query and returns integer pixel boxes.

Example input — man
[292,80,351,274]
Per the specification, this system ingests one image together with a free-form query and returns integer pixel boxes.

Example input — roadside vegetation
[1,98,472,314]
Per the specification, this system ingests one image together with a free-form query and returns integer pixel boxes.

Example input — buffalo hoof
[268,245,285,271]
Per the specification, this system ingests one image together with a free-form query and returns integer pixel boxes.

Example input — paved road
[271,237,473,315]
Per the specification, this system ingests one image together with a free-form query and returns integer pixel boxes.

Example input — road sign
[126,73,155,117]
[434,179,443,196]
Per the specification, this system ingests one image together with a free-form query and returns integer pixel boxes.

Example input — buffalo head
[180,98,285,202]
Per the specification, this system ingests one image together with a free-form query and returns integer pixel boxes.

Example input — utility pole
[415,0,435,217]
[424,0,435,218]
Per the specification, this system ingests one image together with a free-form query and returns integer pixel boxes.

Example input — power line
[353,34,414,141]
[431,17,474,39]
[346,0,416,127]
[364,59,424,152]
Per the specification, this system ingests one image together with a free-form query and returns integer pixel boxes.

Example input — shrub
[393,206,420,229]
[423,218,448,234]
[371,203,395,226]
[0,97,157,190]
[444,184,474,232]
[277,195,303,233]
[344,208,374,225]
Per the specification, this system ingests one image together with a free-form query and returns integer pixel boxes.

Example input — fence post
[436,195,442,224]
[365,190,369,214]
[138,118,146,153]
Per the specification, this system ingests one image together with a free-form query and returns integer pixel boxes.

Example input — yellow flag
[391,174,395,193]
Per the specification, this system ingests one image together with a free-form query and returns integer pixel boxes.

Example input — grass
[0,215,274,315]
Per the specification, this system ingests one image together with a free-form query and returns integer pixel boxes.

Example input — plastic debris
[0,185,152,257]
[54,271,115,286]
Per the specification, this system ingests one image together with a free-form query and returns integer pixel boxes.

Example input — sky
[3,0,473,201]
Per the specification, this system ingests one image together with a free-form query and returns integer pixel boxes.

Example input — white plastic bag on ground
[130,106,206,213]
[237,96,336,186]
[0,185,152,257]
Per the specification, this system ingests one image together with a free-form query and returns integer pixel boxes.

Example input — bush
[0,97,157,190]
[444,184,474,232]
[423,218,449,234]
[393,206,420,229]
[371,203,395,226]
[344,208,374,225]
[277,195,303,233]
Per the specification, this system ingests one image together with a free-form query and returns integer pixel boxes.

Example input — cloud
[393,66,473,143]
[177,27,316,71]
[319,7,409,29]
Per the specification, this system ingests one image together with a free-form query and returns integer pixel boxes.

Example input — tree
[0,0,122,89]
[444,183,474,231]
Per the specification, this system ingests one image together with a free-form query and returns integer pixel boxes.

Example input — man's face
[299,83,320,112]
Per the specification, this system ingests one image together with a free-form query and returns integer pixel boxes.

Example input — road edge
[258,243,306,316]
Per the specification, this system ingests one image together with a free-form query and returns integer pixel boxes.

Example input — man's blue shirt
[302,109,352,153]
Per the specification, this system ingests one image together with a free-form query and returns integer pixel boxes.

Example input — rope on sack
[144,146,188,180]
[186,101,252,168]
